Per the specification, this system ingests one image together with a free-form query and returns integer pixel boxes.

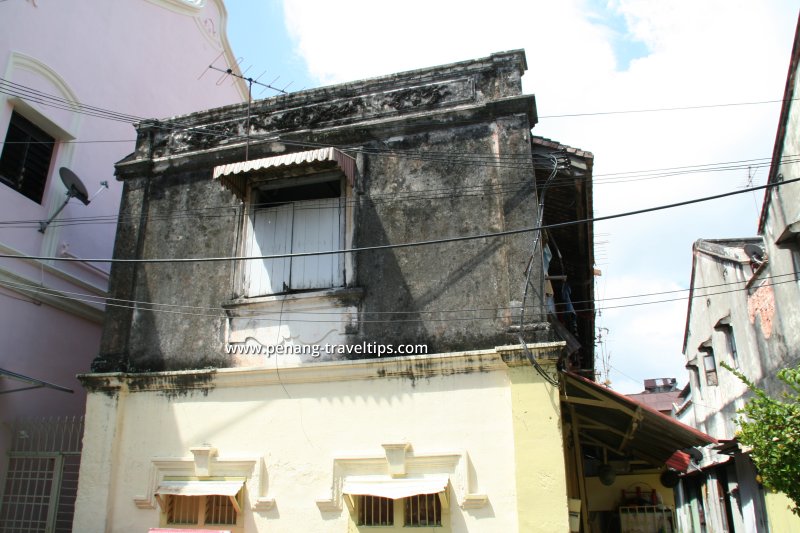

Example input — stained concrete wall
[758,45,800,397]
[683,241,758,439]
[96,51,551,372]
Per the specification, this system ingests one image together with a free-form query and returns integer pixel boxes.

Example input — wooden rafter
[564,379,638,417]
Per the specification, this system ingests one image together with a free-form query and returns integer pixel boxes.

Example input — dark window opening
[700,345,718,386]
[358,495,394,526]
[404,493,442,527]
[716,324,739,368]
[0,112,55,204]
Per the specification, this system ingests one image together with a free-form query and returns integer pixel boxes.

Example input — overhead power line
[2,154,795,231]
[1,176,796,265]
[1,271,795,325]
[2,77,793,152]
[4,266,793,317]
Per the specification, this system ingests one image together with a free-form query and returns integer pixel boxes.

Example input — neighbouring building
[0,0,246,530]
[627,378,681,416]
[70,50,712,533]
[676,13,800,533]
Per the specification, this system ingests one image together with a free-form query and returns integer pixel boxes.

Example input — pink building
[0,1,246,529]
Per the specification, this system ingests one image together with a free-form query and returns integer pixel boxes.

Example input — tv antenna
[39,167,106,233]
[206,64,292,161]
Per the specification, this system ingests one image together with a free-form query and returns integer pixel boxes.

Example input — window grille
[357,495,394,526]
[163,492,240,527]
[0,111,55,204]
[0,416,84,533]
[404,493,442,527]
[166,495,199,525]
[205,494,237,525]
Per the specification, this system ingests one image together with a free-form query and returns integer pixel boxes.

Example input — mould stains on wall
[126,370,216,399]
[97,50,590,374]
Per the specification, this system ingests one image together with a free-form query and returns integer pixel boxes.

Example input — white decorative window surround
[216,148,360,357]
[133,445,275,513]
[315,443,488,513]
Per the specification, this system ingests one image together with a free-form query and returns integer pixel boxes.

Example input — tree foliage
[721,361,800,516]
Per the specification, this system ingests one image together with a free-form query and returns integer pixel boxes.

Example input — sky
[222,0,799,393]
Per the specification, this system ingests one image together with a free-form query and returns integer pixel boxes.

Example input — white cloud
[279,0,798,392]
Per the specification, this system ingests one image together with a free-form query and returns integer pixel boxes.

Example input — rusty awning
[561,372,715,469]
[212,147,356,201]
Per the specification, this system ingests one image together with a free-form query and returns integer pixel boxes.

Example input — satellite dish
[660,469,680,488]
[598,464,616,486]
[59,167,90,206]
[38,167,92,233]
[743,243,764,262]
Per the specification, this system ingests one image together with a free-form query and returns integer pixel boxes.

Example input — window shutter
[290,197,342,290]
[247,204,292,296]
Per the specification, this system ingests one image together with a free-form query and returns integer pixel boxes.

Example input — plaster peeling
[747,282,776,338]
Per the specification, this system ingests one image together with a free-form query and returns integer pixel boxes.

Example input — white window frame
[239,172,349,298]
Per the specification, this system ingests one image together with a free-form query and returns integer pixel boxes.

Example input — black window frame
[0,111,56,204]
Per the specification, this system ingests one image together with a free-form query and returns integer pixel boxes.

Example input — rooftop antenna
[39,167,91,233]
[206,65,291,162]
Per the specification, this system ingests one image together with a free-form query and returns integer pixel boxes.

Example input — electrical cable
[0,149,795,231]
[0,267,793,318]
[1,176,796,265]
[518,152,561,386]
[0,270,795,325]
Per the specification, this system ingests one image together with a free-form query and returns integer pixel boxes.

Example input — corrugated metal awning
[212,147,356,201]
[155,479,243,497]
[562,372,715,470]
[343,475,449,499]
[154,479,244,514]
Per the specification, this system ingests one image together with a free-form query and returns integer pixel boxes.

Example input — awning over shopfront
[212,147,356,200]
[561,372,715,469]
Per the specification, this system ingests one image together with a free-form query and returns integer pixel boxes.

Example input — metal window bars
[404,493,442,527]
[357,495,393,526]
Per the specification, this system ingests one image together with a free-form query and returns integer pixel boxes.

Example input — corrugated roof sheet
[343,475,449,499]
[155,479,243,497]
[212,147,356,200]
[562,372,715,469]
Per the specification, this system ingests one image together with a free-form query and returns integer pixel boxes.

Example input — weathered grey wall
[96,51,554,372]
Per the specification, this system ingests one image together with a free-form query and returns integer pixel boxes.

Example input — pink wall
[0,0,246,480]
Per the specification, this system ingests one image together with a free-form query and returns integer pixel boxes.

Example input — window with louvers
[0,112,55,204]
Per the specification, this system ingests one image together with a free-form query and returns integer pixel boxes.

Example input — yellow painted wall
[73,347,569,532]
[584,473,676,511]
[765,491,800,532]
[508,364,570,532]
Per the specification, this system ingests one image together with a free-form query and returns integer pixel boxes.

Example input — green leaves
[722,361,800,516]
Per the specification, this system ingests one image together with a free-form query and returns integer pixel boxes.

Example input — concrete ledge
[78,342,565,392]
